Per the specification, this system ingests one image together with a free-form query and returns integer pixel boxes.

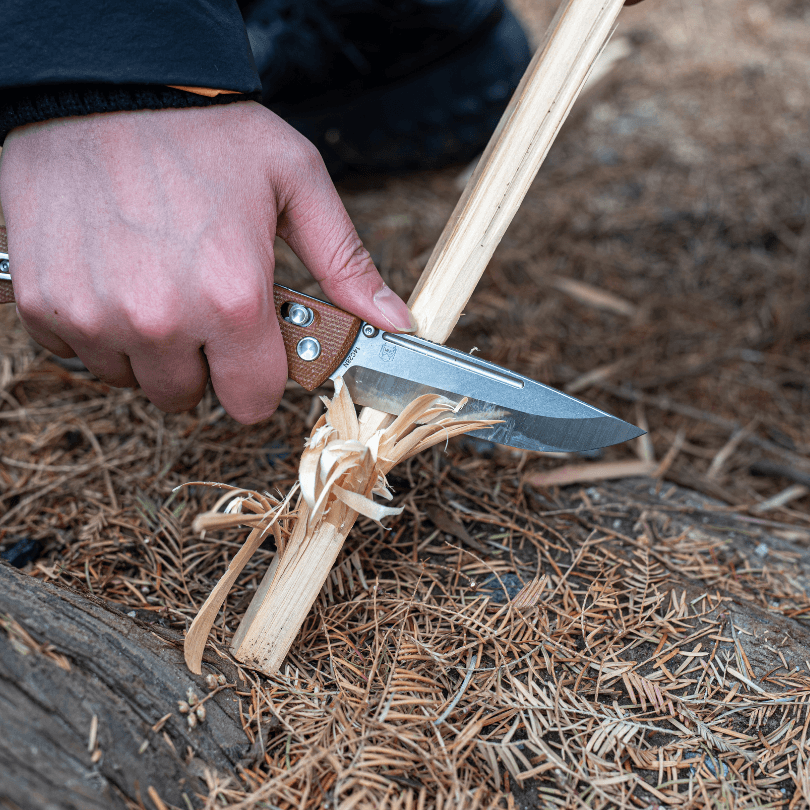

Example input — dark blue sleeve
[0,0,262,142]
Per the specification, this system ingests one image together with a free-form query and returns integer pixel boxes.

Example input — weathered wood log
[0,562,250,810]
[232,0,628,675]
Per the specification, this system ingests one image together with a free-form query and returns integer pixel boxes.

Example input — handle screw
[296,337,321,362]
[362,324,378,338]
[285,303,314,328]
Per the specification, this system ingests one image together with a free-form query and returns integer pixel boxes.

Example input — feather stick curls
[181,378,500,674]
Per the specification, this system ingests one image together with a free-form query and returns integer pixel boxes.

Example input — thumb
[274,147,416,333]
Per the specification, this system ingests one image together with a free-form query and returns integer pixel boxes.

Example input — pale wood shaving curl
[181,378,499,674]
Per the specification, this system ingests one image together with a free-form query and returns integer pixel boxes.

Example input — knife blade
[0,249,642,452]
[333,328,642,452]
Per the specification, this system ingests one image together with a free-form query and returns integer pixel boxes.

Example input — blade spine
[381,331,526,381]
[338,330,612,420]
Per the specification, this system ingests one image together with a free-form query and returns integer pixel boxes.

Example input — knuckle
[13,288,45,319]
[70,308,106,343]
[122,303,180,344]
[216,361,286,426]
[154,390,204,414]
[211,287,266,327]
[290,138,326,176]
[87,365,134,389]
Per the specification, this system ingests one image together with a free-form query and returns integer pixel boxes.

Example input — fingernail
[373,285,417,332]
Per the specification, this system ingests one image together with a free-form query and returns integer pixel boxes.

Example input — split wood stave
[232,0,627,674]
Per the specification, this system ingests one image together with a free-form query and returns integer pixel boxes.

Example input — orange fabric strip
[167,85,240,97]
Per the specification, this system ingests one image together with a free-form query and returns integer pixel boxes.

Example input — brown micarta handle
[273,285,362,391]
[0,226,362,390]
[0,228,11,304]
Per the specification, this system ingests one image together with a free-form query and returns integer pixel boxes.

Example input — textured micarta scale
[273,286,361,391]
[0,230,12,304]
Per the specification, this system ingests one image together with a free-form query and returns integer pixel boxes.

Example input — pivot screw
[362,324,378,338]
[296,337,321,361]
[0,258,9,277]
[285,303,314,328]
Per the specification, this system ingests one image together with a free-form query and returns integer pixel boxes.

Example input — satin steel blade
[331,328,644,452]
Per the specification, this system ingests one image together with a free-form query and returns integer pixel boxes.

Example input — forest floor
[1,0,809,806]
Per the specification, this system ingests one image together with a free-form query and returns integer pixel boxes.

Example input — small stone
[0,537,43,568]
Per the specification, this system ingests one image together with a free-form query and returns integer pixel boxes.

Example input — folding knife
[0,254,642,452]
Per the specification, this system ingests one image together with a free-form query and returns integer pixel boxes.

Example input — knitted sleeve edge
[0,83,262,145]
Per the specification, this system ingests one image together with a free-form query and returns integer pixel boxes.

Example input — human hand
[0,101,415,423]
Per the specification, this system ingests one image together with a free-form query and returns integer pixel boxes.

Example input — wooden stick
[231,0,626,674]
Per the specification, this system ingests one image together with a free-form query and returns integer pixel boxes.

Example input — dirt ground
[1,0,809,806]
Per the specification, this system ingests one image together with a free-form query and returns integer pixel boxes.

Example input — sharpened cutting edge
[332,328,644,453]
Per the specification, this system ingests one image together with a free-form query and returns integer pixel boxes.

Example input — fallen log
[0,561,250,810]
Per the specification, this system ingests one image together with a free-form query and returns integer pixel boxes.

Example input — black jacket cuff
[0,84,261,145]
